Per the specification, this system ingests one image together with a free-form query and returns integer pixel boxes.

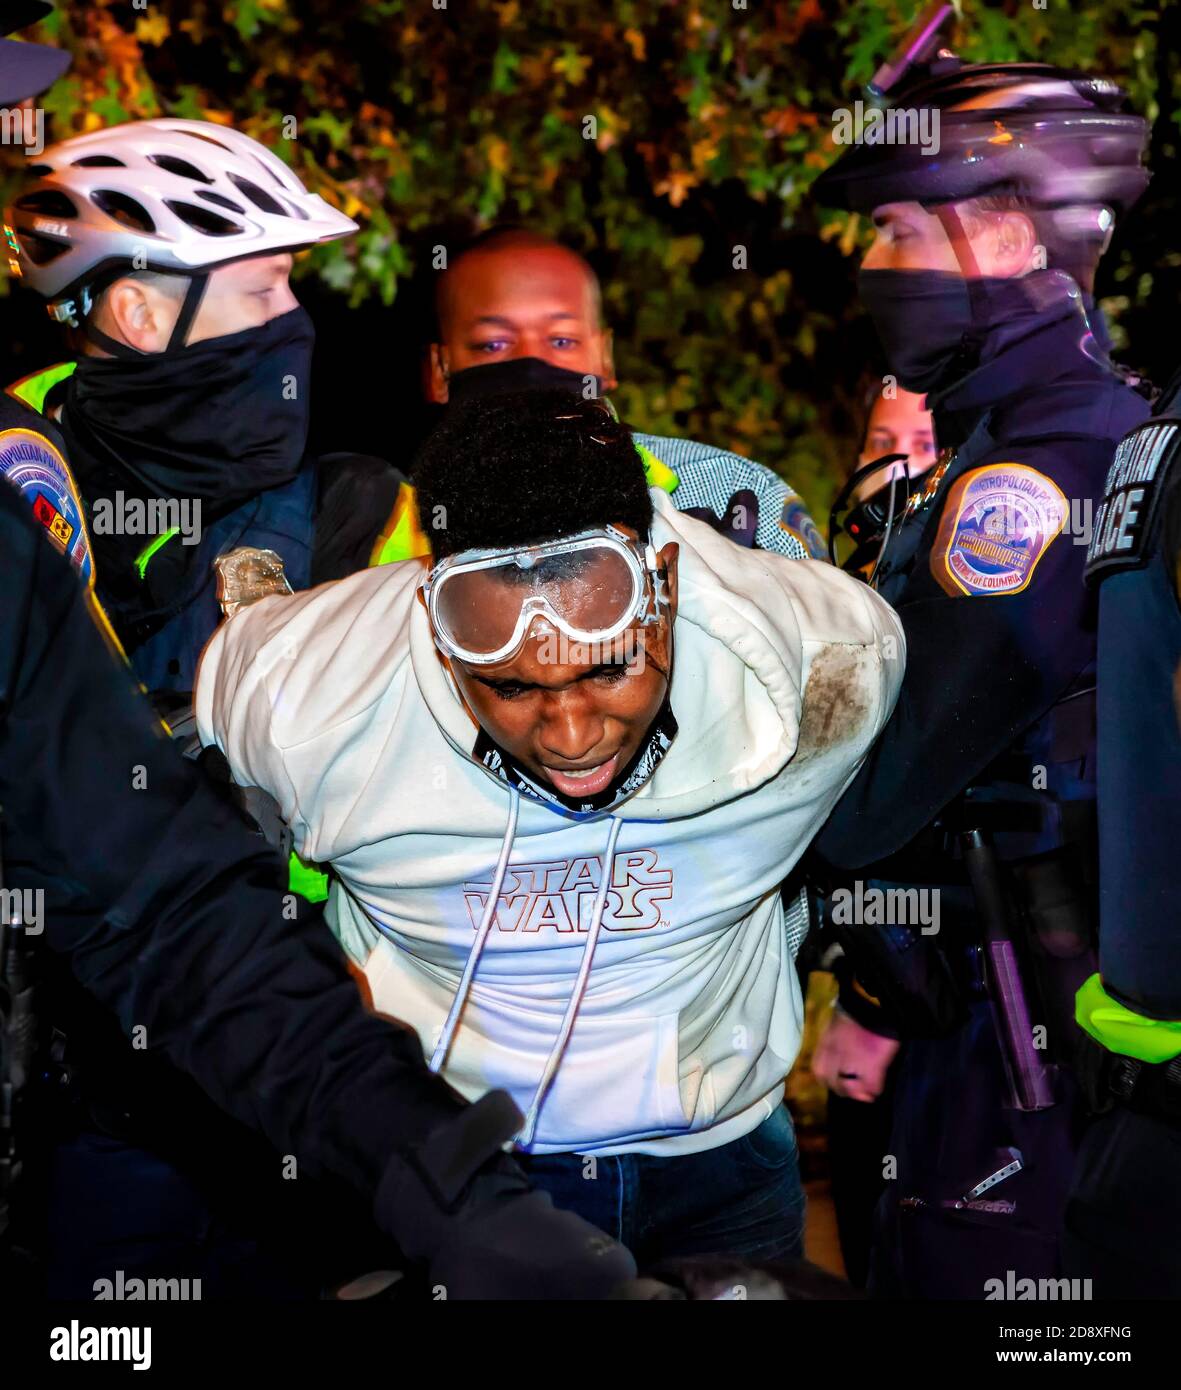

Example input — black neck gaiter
[924,272,1099,445]
[62,304,315,516]
[857,267,1087,400]
[447,356,604,407]
[859,268,1099,447]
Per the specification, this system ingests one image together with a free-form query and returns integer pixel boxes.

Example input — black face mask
[62,304,315,512]
[857,269,978,395]
[857,268,1081,399]
[446,356,604,407]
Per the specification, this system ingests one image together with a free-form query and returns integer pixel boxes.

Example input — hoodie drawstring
[428,787,520,1074]
[428,790,623,1151]
[518,815,623,1148]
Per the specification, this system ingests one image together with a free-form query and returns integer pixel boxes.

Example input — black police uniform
[0,369,401,1292]
[1061,373,1181,1297]
[817,279,1149,1297]
[809,6,1153,1297]
[0,463,460,1288]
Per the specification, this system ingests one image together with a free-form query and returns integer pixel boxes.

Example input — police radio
[828,453,912,572]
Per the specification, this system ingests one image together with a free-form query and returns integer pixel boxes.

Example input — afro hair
[412,388,654,558]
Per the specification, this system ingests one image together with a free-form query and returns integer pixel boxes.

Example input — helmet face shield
[424,526,663,667]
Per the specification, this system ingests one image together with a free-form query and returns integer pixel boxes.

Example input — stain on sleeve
[793,643,874,760]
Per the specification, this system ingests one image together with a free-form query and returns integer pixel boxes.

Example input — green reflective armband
[635,444,679,495]
[1076,973,1181,1064]
[288,851,329,904]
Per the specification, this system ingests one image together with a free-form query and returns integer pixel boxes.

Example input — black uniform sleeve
[0,480,467,1199]
[312,452,405,583]
[816,444,1100,869]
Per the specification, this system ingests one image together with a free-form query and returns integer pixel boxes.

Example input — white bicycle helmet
[5,118,358,314]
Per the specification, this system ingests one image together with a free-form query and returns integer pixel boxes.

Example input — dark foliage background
[3,0,1178,518]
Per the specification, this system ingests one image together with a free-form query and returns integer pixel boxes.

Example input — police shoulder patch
[1083,418,1180,584]
[0,427,94,585]
[779,491,828,560]
[931,462,1067,598]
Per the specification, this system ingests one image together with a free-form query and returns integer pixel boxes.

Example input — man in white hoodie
[197,390,905,1267]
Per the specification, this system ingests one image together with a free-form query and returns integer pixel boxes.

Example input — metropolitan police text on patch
[933,464,1067,598]
[0,427,93,581]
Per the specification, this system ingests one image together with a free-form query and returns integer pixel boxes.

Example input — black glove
[681,489,760,548]
[374,1090,636,1300]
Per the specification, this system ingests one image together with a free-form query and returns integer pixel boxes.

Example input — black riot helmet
[812,1,1151,225]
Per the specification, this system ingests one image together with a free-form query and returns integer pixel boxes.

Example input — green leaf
[491,41,521,95]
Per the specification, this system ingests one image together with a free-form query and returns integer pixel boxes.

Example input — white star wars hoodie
[196,490,905,1157]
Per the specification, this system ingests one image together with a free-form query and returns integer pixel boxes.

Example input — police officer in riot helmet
[810,2,1152,1297]
[1068,367,1181,1297]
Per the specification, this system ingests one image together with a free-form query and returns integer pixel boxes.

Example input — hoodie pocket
[362,937,693,1150]
[679,1057,718,1131]
[484,1004,690,1152]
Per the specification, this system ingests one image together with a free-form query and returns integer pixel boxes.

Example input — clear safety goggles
[423,525,666,666]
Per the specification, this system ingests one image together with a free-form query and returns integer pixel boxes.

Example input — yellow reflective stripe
[635,444,678,494]
[369,481,432,567]
[8,360,76,414]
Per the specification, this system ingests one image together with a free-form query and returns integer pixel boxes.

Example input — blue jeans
[518,1103,805,1268]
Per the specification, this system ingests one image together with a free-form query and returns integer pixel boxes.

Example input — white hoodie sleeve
[195,596,312,847]
[651,489,906,806]
[195,563,425,863]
